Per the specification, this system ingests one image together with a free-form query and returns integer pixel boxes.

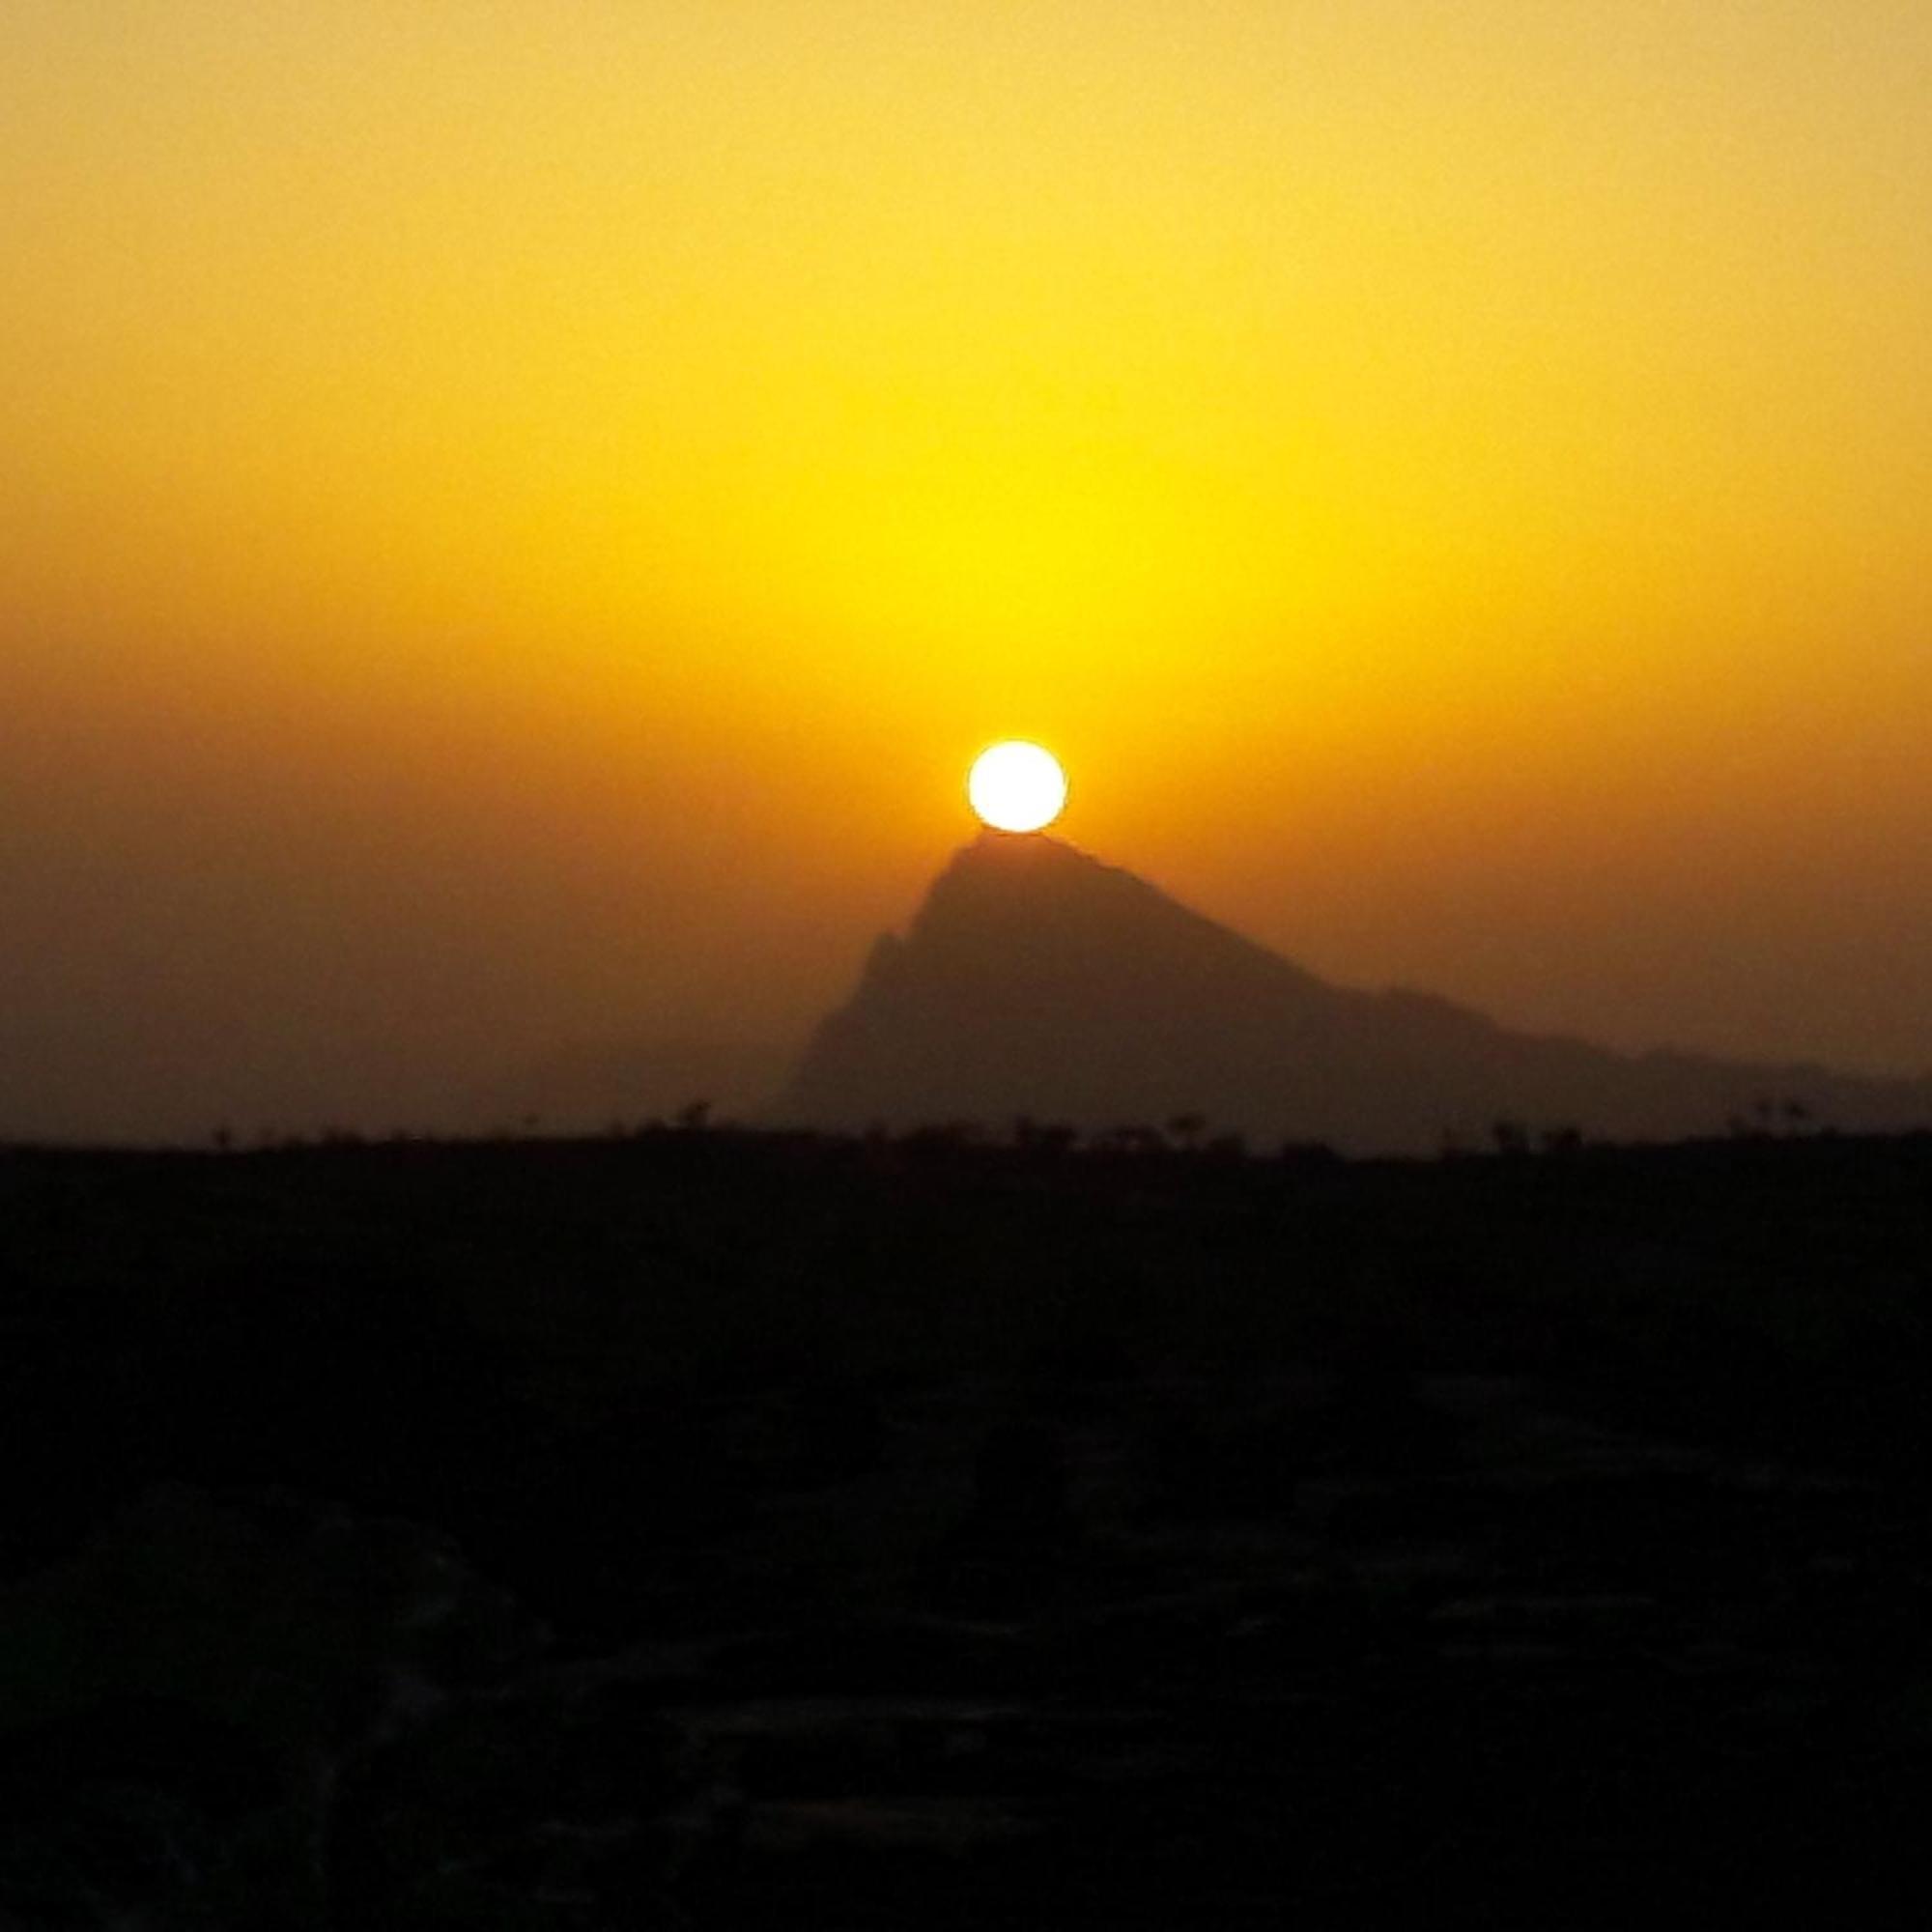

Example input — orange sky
[3,2,1929,1136]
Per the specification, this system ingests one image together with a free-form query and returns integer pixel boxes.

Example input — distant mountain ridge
[781,833,1932,1154]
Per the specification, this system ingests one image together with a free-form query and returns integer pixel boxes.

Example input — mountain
[780,832,1932,1154]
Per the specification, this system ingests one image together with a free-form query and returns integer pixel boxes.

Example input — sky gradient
[4,2,1929,1137]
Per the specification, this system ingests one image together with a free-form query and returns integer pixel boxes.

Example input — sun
[968,741,1067,834]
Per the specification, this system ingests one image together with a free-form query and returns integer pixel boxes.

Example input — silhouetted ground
[1,1127,1929,1924]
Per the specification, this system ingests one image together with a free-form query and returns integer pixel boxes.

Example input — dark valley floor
[1,1129,1929,1925]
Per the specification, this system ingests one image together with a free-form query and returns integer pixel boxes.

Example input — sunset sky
[4,2,1929,1137]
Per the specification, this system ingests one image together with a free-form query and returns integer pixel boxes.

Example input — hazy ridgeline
[782,834,1932,1155]
[2,1125,1930,1923]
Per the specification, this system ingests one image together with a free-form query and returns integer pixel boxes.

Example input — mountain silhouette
[781,832,1932,1153]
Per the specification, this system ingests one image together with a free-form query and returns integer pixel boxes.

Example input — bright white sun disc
[968,741,1067,833]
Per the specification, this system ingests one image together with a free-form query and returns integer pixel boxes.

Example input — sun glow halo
[968,742,1067,834]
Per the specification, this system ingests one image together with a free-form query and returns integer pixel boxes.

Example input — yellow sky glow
[3,2,1929,1132]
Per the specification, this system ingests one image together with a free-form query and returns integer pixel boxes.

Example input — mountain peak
[889,832,1329,1008]
[923,829,1208,935]
[780,841,1932,1152]
[932,829,1135,900]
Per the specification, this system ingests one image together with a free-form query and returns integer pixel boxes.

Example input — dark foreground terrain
[2,1127,1930,1925]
